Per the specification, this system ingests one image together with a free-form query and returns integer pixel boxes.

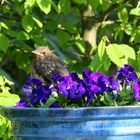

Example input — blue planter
[2,106,140,140]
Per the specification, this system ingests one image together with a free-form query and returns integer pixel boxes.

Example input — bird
[31,46,69,82]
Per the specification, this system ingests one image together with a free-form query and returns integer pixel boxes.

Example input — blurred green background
[0,0,140,90]
[0,0,140,139]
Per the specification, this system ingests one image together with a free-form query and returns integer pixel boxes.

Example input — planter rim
[2,105,140,111]
[2,105,140,122]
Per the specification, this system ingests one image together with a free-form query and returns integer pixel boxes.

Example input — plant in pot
[0,76,19,140]
[2,64,140,140]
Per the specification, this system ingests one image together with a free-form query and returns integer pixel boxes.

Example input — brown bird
[31,46,69,82]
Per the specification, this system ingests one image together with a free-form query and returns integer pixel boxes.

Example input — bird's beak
[32,51,43,56]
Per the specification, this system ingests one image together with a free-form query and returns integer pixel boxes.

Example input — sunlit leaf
[98,36,109,60]
[32,17,43,28]
[130,8,140,16]
[106,44,135,67]
[24,0,36,7]
[0,76,19,106]
[0,22,9,30]
[118,8,128,23]
[0,93,19,106]
[36,0,51,14]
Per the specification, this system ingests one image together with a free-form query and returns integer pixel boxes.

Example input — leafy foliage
[0,0,140,83]
[106,44,135,67]
[0,76,19,140]
[0,114,14,140]
[0,76,19,106]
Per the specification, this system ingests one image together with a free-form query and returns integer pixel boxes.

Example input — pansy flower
[82,72,106,103]
[116,64,138,85]
[133,81,140,101]
[57,75,85,99]
[16,99,30,108]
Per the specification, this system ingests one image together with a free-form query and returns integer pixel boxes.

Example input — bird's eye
[42,52,46,55]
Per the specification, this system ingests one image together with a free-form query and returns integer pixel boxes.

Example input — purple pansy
[70,72,81,82]
[82,72,106,103]
[133,81,140,101]
[17,64,139,108]
[52,73,64,83]
[50,104,61,108]
[82,69,92,79]
[101,76,120,93]
[57,75,85,99]
[116,64,138,85]
[90,73,106,92]
[16,99,30,108]
[22,76,53,106]
[22,76,42,96]
[30,85,52,106]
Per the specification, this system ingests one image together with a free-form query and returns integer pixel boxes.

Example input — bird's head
[32,47,52,59]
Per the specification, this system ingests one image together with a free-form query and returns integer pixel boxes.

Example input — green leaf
[118,8,128,23]
[124,24,133,35]
[130,8,140,16]
[0,76,19,106]
[50,1,59,13]
[15,53,31,72]
[46,20,57,31]
[134,27,140,42]
[0,69,13,82]
[56,29,71,45]
[32,17,43,28]
[0,22,9,30]
[114,27,124,41]
[106,44,135,67]
[24,0,36,13]
[16,31,30,40]
[0,76,14,86]
[5,30,17,37]
[58,0,71,14]
[0,34,9,53]
[90,54,102,71]
[62,22,77,33]
[72,0,87,5]
[90,50,111,73]
[100,92,116,106]
[40,96,56,108]
[0,115,13,139]
[70,60,90,73]
[88,0,99,10]
[99,0,111,11]
[130,4,140,16]
[102,50,111,72]
[36,0,51,14]
[98,36,108,60]
[90,36,110,73]
[75,38,86,54]
[0,115,7,137]
[22,14,34,32]
[0,93,19,106]
[24,0,36,7]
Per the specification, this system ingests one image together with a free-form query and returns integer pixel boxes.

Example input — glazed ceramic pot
[2,106,140,140]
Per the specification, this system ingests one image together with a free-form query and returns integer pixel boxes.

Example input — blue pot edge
[1,105,140,111]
